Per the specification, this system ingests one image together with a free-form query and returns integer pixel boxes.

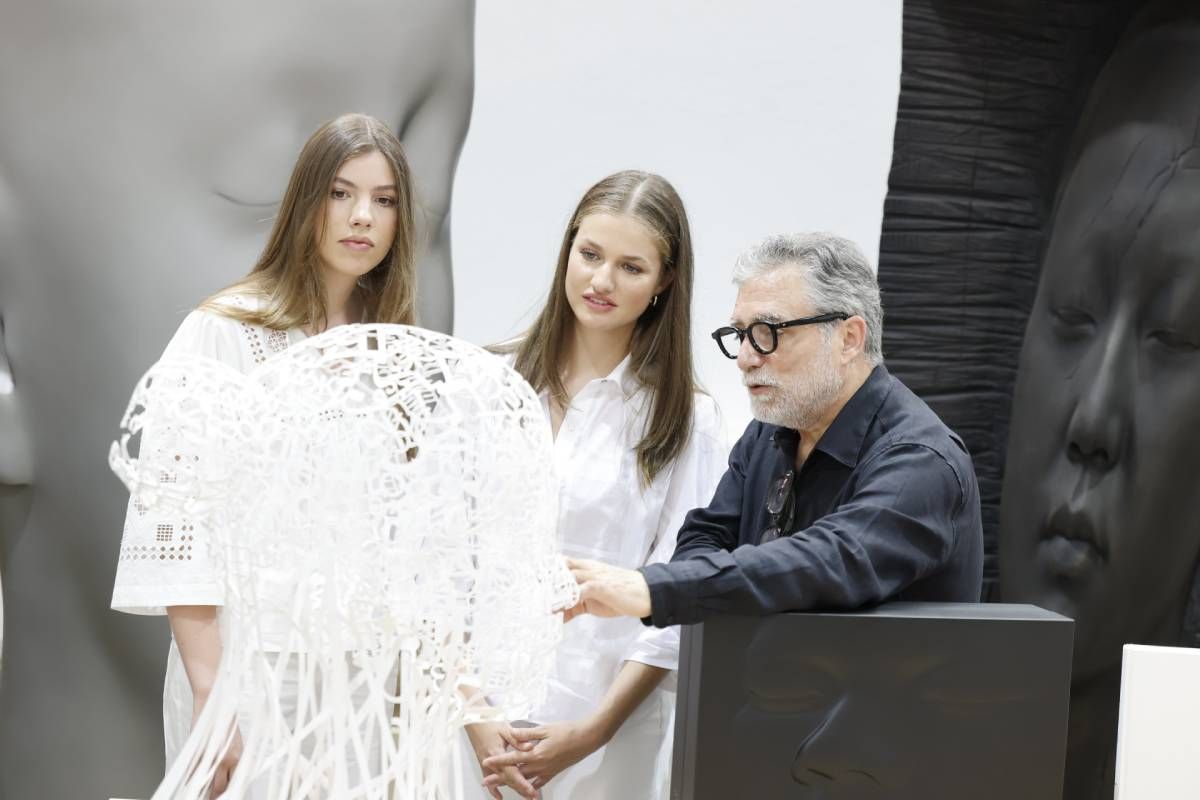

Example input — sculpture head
[732,612,1059,798]
[205,113,418,329]
[1000,5,1200,681]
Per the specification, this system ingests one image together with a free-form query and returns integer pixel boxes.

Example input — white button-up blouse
[529,354,728,726]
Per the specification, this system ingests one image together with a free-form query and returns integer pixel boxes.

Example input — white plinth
[1114,644,1200,799]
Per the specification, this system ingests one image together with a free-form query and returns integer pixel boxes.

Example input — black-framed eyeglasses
[711,312,849,359]
[760,468,795,543]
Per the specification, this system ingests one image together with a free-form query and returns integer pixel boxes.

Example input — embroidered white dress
[464,355,728,799]
[111,296,308,765]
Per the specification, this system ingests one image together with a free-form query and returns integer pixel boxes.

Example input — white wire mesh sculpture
[110,324,576,799]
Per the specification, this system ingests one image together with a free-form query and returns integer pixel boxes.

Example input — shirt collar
[605,352,642,399]
[533,351,641,401]
[812,364,892,467]
[770,364,892,468]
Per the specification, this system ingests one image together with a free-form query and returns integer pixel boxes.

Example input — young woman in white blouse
[110,113,417,795]
[466,171,728,799]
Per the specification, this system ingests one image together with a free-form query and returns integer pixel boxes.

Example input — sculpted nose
[1,313,34,486]
[1065,322,1130,472]
[791,696,894,790]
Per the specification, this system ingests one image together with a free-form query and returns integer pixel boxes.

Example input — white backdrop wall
[453,0,902,434]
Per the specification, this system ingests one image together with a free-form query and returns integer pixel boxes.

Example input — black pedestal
[671,603,1073,800]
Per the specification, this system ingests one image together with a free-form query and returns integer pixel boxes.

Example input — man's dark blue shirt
[640,365,983,627]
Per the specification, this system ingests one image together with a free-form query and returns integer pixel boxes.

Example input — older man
[568,232,983,625]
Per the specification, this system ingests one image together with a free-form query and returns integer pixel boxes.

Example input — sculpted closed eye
[1048,305,1096,339]
[747,664,840,713]
[922,683,1034,711]
[1148,329,1200,353]
[1050,306,1094,326]
[213,190,281,209]
[747,685,835,713]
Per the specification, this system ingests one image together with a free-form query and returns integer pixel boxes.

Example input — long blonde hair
[509,170,699,486]
[203,113,417,329]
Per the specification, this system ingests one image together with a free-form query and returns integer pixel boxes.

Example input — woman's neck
[561,324,633,390]
[315,272,361,333]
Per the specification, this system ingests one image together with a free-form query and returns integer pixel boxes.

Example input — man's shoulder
[869,372,974,474]
[730,418,779,452]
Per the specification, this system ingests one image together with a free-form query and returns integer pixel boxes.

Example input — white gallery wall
[453,0,903,433]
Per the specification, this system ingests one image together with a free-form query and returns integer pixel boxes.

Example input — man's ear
[841,315,868,364]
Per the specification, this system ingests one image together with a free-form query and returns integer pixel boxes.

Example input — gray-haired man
[566,232,983,624]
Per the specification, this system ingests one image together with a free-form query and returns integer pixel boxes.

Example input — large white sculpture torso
[111,322,573,799]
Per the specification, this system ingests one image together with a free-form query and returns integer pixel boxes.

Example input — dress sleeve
[111,310,243,615]
[621,394,729,670]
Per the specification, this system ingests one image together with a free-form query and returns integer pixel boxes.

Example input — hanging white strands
[110,324,578,799]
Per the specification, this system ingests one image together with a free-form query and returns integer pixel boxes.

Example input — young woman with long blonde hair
[465,171,727,799]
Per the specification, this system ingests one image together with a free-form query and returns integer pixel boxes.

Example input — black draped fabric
[877,0,1138,599]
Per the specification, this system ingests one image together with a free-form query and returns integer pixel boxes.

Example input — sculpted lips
[1038,503,1107,579]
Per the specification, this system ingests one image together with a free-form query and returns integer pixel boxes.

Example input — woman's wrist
[581,711,617,749]
[466,721,505,757]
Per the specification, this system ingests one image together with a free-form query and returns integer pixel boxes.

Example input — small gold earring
[652,295,659,307]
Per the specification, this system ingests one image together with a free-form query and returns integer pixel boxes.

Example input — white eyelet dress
[110,295,307,769]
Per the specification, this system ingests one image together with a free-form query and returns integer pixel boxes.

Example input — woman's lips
[340,238,373,252]
[583,294,616,311]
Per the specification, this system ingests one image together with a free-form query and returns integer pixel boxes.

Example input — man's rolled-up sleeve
[641,443,963,627]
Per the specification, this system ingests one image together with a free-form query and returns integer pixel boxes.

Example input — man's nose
[737,334,764,371]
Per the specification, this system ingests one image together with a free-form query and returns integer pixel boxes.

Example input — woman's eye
[330,189,349,200]
[580,249,598,261]
[622,263,643,274]
[1149,329,1199,353]
[375,196,396,207]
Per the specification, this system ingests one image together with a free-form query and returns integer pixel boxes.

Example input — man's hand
[481,719,603,794]
[564,558,652,621]
[465,721,539,799]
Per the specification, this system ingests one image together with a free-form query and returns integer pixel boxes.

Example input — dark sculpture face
[734,616,1047,798]
[1000,118,1200,680]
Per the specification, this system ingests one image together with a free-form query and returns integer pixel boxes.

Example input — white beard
[745,341,843,431]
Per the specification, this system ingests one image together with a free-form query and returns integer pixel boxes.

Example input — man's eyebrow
[333,177,398,192]
[728,312,785,326]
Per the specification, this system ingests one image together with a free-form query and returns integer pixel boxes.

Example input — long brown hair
[203,113,417,329]
[510,170,699,486]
